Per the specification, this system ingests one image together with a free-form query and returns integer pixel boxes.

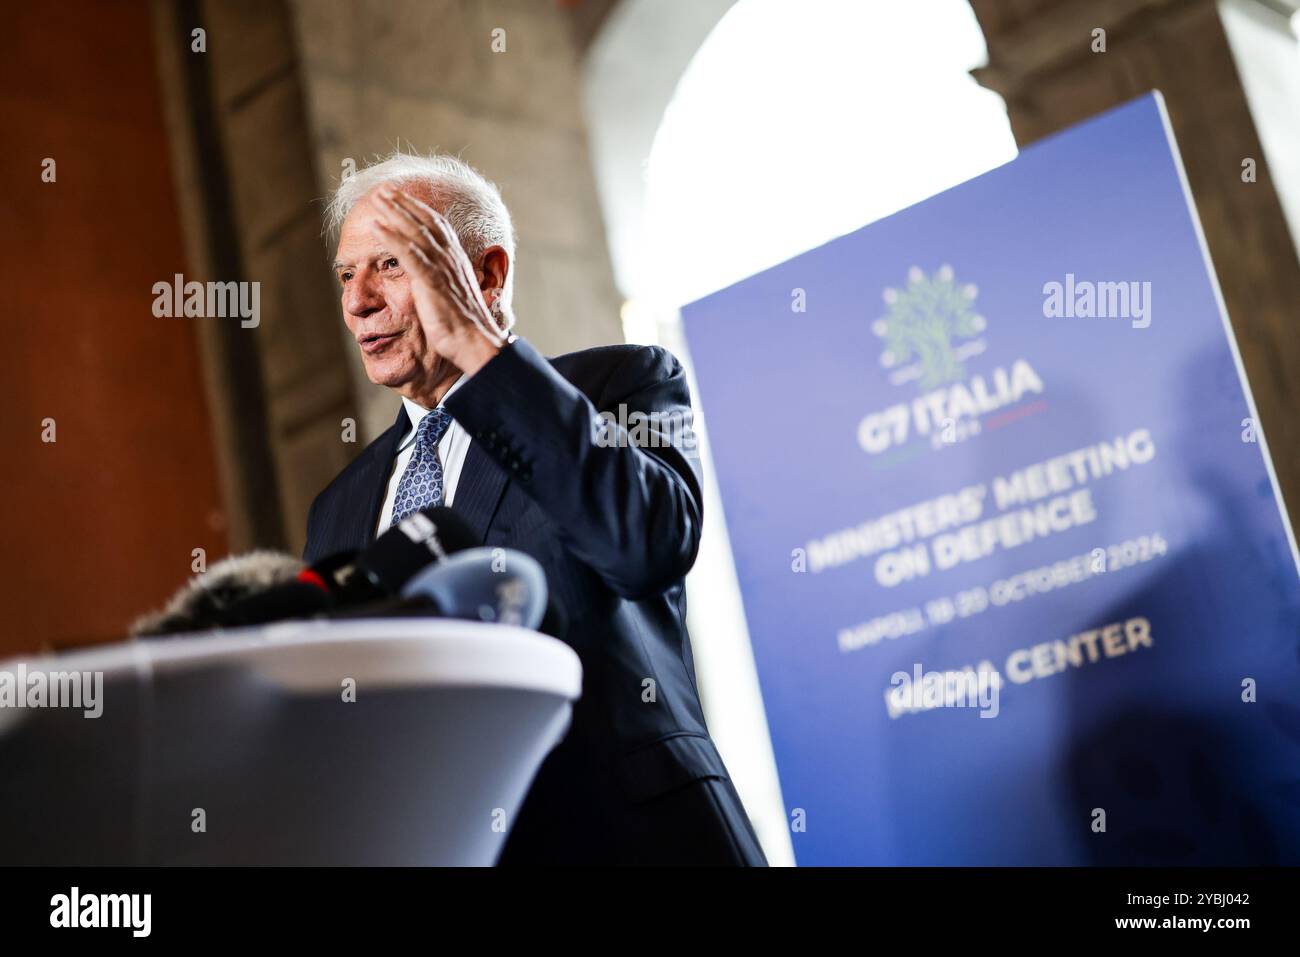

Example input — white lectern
[0,619,582,865]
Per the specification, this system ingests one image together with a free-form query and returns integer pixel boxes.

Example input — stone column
[971,0,1300,532]
[152,0,360,553]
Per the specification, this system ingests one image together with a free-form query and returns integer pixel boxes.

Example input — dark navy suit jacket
[304,337,766,865]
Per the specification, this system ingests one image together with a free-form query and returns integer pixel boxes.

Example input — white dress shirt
[375,374,473,535]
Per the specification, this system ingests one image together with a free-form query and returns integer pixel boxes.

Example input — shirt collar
[397,374,465,452]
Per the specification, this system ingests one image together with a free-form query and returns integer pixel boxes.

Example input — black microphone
[295,548,363,597]
[351,507,479,596]
[329,547,549,626]
[212,580,333,628]
[324,548,566,638]
[200,507,481,630]
[298,507,478,601]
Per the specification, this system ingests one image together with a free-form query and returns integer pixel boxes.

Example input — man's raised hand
[370,186,505,375]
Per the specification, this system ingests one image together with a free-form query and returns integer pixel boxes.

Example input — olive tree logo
[873,265,985,390]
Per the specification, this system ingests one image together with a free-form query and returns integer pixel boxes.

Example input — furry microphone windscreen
[129,550,306,637]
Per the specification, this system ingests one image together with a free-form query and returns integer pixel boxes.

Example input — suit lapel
[451,440,510,546]
[351,405,411,548]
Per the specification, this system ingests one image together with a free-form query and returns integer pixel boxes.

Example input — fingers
[375,189,421,228]
[406,238,436,269]
[369,193,447,284]
[368,192,507,350]
[369,218,435,273]
[371,193,428,251]
[378,188,455,247]
[371,190,458,277]
[468,304,508,347]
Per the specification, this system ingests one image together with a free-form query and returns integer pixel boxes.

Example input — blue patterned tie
[391,407,454,525]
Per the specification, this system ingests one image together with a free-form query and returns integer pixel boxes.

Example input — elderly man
[305,152,766,866]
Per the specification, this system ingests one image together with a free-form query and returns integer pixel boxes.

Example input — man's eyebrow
[332,251,394,271]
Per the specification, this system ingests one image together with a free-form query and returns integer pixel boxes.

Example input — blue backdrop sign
[682,93,1300,865]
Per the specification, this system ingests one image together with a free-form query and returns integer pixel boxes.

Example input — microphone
[133,511,554,637]
[295,548,361,597]
[130,550,305,637]
[400,547,549,630]
[350,507,479,597]
[303,507,479,605]
[208,580,333,628]
[326,567,567,638]
[177,507,482,632]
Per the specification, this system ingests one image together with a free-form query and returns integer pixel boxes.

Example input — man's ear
[479,245,510,300]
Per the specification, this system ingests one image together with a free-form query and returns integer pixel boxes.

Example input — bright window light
[646,0,1019,308]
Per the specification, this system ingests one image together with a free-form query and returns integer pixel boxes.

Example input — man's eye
[382,258,400,270]
[339,272,353,283]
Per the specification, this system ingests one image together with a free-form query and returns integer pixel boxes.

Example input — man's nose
[343,271,385,318]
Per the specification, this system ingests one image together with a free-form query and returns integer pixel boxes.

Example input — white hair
[326,151,517,330]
